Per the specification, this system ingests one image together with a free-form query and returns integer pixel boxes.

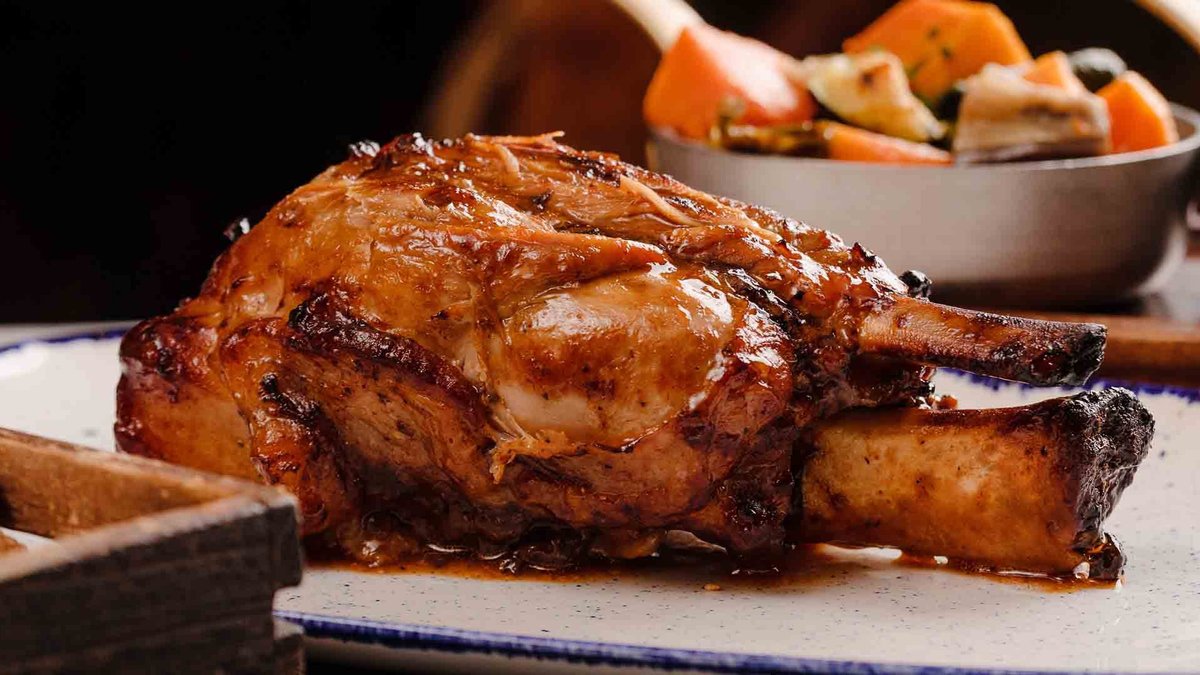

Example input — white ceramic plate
[1,331,1198,674]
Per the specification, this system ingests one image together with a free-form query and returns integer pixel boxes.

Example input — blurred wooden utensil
[609,0,702,50]
[617,0,1200,55]
[1138,0,1200,54]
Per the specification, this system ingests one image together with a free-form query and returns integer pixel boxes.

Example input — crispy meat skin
[116,133,1140,573]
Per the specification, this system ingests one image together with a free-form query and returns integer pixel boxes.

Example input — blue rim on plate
[9,329,1197,675]
[0,327,131,354]
[278,610,1187,675]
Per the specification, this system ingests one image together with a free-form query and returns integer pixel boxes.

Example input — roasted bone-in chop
[116,133,1151,579]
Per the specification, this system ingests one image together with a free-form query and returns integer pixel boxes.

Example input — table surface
[1087,255,1200,323]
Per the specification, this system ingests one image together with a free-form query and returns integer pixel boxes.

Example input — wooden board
[0,428,303,675]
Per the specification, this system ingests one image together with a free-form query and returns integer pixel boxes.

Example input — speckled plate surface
[0,331,1197,674]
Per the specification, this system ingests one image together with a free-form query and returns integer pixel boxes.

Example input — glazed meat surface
[117,133,1146,574]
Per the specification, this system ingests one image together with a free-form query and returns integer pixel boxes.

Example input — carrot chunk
[822,121,952,165]
[844,0,1030,102]
[1023,51,1087,94]
[1097,71,1179,153]
[644,25,815,139]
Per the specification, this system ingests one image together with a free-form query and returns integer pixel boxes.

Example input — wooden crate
[0,428,303,674]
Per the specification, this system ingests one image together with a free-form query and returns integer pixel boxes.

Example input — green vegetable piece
[929,82,965,122]
[1068,48,1127,93]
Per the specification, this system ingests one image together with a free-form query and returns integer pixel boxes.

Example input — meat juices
[116,133,1150,578]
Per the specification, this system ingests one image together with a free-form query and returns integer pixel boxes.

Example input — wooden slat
[274,620,307,675]
[0,428,303,674]
[0,427,273,535]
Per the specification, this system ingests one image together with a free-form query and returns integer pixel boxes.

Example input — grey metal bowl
[648,105,1200,308]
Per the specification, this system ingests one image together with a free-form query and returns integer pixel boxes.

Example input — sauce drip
[306,542,1119,593]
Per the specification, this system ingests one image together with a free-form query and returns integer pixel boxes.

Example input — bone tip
[1095,387,1154,447]
[1067,387,1154,460]
[1075,532,1126,581]
[1044,321,1107,386]
[1074,322,1108,380]
[1060,389,1151,579]
[1059,387,1153,484]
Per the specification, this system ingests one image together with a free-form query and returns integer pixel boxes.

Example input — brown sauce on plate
[306,542,1118,592]
[890,552,1120,593]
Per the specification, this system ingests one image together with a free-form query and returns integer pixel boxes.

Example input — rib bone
[858,296,1106,385]
[796,389,1152,578]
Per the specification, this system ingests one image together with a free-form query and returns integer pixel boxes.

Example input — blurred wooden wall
[424,0,661,163]
[425,0,1200,165]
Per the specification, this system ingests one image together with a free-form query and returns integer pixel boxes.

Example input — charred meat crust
[1002,388,1150,579]
[118,316,211,386]
[676,420,799,562]
[116,315,255,478]
[898,270,932,299]
[286,290,491,425]
[1050,389,1153,550]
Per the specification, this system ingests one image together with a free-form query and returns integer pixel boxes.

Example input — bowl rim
[650,103,1200,173]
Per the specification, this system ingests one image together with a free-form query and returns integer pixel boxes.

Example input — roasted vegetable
[800,51,946,142]
[644,24,815,139]
[1068,48,1127,93]
[930,82,965,121]
[1022,51,1087,94]
[844,0,1030,102]
[821,121,952,164]
[712,119,950,165]
[953,64,1109,162]
[711,119,824,157]
[1097,72,1179,154]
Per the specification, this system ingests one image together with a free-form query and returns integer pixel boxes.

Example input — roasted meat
[116,133,1151,578]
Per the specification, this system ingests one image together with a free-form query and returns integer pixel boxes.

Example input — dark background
[0,1,481,320]
[1,0,1195,321]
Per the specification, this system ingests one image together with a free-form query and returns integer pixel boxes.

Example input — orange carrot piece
[822,122,952,165]
[1097,72,1178,153]
[644,24,815,140]
[844,0,1030,101]
[1023,51,1087,94]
